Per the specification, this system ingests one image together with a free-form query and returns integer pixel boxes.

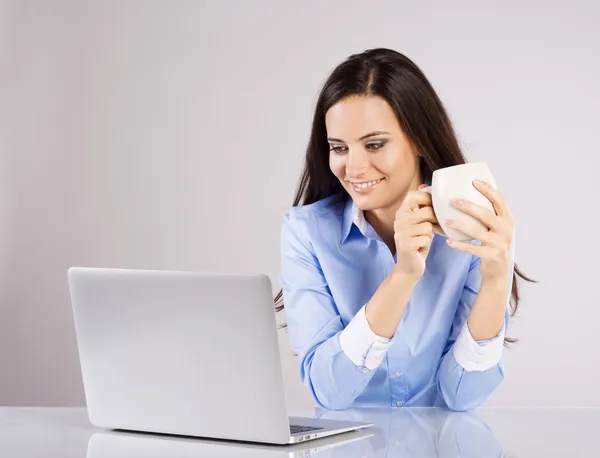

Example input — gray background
[1,0,598,407]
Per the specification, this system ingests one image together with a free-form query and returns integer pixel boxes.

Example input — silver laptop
[68,267,372,444]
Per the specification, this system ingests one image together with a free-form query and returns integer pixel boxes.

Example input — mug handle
[417,185,445,237]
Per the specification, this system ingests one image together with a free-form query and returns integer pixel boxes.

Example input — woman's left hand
[444,179,514,283]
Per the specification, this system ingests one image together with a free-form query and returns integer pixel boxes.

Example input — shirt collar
[341,197,368,243]
[340,176,432,244]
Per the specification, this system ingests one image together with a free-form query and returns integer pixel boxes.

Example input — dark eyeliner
[366,139,388,150]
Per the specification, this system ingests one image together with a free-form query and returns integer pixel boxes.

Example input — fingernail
[445,219,453,226]
[446,239,453,245]
[452,198,463,206]
[473,179,485,186]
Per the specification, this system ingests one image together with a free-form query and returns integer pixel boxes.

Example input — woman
[277,48,534,411]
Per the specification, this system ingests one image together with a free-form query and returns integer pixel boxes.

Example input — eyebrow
[327,131,391,143]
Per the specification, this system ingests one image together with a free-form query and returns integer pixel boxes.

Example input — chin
[350,193,385,212]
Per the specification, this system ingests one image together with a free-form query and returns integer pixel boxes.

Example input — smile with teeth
[350,178,385,191]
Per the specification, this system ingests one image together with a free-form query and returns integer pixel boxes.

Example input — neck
[364,205,401,248]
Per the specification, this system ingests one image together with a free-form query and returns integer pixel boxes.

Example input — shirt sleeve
[437,231,516,411]
[452,312,506,372]
[280,212,384,410]
[339,304,392,371]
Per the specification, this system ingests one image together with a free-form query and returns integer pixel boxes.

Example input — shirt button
[362,367,369,373]
[396,401,403,407]
[393,372,401,378]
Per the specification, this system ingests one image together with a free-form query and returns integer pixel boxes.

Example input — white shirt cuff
[452,321,505,372]
[339,304,392,371]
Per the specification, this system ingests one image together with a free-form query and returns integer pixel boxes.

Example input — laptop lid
[69,267,291,443]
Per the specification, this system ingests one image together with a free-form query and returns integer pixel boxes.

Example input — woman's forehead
[325,95,399,140]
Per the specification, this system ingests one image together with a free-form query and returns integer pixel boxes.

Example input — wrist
[481,275,510,291]
[390,266,421,286]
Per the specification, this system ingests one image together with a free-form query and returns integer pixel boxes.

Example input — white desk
[1,407,599,457]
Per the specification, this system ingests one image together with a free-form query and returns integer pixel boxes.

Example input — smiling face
[326,95,422,213]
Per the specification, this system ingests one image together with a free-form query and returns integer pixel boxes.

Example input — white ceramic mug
[420,162,497,241]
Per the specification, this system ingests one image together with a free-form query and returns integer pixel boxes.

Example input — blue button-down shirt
[280,193,514,411]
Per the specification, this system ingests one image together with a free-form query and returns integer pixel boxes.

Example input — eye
[366,140,387,151]
[329,145,348,155]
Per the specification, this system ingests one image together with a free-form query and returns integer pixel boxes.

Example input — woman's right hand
[393,184,439,280]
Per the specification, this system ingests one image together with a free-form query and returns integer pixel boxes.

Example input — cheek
[369,152,397,176]
[375,146,415,176]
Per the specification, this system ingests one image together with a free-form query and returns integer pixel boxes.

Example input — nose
[345,148,370,179]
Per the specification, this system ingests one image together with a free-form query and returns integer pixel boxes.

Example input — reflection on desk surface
[87,428,372,458]
[3,407,600,457]
[86,408,502,458]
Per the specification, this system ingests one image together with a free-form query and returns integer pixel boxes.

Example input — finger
[399,190,433,214]
[446,239,492,258]
[406,222,434,237]
[409,206,438,224]
[451,198,501,232]
[444,218,496,245]
[395,206,436,233]
[472,180,513,221]
[409,235,431,252]
[419,239,432,258]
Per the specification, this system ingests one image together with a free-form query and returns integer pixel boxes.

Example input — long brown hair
[275,48,536,344]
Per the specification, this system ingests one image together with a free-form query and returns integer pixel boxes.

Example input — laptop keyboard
[290,424,324,434]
